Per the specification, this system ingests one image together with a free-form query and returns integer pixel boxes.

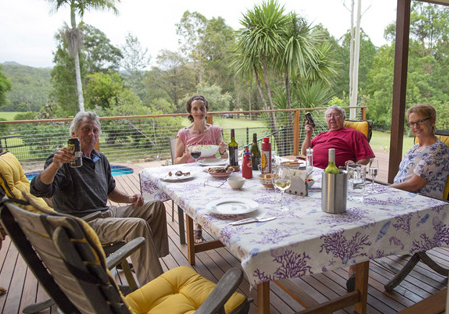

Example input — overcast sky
[0,0,397,69]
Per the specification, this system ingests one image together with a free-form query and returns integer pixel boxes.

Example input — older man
[301,105,375,168]
[31,111,169,286]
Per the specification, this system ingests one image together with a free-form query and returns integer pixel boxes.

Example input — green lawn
[371,130,414,155]
[1,112,21,120]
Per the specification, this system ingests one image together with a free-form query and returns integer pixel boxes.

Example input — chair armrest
[106,237,145,269]
[195,268,244,314]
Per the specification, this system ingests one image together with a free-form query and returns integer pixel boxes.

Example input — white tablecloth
[140,164,449,287]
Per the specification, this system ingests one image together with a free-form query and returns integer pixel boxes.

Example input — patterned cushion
[0,152,53,212]
[125,266,246,314]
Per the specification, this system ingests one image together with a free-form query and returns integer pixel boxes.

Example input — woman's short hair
[186,95,209,122]
[324,105,346,119]
[406,104,436,123]
[69,111,101,135]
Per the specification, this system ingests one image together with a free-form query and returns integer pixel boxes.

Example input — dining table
[140,162,449,314]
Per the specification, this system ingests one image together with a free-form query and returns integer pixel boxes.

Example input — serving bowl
[189,145,219,158]
[227,176,246,190]
[259,173,277,189]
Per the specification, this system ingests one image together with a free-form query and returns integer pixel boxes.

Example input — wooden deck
[0,156,447,314]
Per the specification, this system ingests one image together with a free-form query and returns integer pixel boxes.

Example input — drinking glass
[347,164,366,202]
[189,146,202,165]
[369,158,379,190]
[274,166,291,211]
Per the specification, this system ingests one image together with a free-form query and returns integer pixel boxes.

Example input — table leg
[186,215,195,265]
[257,281,270,314]
[177,205,185,245]
[354,261,369,314]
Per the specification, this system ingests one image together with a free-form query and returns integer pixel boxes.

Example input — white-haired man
[31,111,169,286]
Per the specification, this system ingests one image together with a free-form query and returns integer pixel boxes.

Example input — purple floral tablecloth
[140,164,449,288]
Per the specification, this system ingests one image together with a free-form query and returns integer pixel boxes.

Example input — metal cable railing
[0,107,366,172]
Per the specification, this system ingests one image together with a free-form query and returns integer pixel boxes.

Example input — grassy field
[371,130,414,155]
[1,112,21,120]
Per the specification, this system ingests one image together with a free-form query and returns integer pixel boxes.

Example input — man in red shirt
[301,105,375,169]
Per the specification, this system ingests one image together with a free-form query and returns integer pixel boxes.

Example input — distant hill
[1,63,52,112]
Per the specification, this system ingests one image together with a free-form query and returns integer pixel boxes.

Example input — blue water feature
[25,165,134,181]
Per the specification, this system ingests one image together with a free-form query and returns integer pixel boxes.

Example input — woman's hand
[219,141,227,155]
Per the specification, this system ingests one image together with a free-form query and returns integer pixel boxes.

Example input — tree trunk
[74,51,85,112]
[71,5,84,112]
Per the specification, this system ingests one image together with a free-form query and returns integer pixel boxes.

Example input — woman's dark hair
[186,95,209,122]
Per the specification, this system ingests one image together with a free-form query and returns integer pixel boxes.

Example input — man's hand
[52,147,75,168]
[305,122,314,138]
[129,194,144,207]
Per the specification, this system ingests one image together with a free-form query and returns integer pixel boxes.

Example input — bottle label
[261,150,271,174]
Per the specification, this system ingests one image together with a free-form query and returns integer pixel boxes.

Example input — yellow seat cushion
[344,120,370,140]
[0,152,53,212]
[125,266,246,314]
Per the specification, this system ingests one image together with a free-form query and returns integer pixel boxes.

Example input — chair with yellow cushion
[0,194,251,314]
[344,119,373,142]
[384,130,449,291]
[0,151,142,313]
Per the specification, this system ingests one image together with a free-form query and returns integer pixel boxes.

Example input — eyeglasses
[408,117,431,127]
[326,113,342,119]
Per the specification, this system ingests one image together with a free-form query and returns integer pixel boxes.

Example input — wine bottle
[250,133,261,170]
[228,129,239,166]
[324,148,340,174]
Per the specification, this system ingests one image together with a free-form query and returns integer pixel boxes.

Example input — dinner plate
[161,173,195,182]
[198,158,228,166]
[206,198,259,215]
[207,171,232,178]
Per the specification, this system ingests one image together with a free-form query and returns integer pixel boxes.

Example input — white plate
[198,158,228,166]
[206,198,259,215]
[161,173,195,182]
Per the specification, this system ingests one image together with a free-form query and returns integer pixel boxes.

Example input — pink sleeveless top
[177,125,223,163]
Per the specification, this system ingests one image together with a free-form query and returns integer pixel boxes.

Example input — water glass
[347,164,366,202]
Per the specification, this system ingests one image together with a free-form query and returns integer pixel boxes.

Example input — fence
[0,107,366,172]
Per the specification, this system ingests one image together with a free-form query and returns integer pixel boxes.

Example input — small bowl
[227,176,246,190]
[259,173,277,189]
[306,179,315,189]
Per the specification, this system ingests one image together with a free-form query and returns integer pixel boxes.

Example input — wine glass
[274,166,291,211]
[369,158,379,190]
[189,146,202,165]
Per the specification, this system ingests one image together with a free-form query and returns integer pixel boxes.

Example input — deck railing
[0,107,366,172]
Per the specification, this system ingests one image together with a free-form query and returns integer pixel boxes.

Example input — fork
[228,216,276,226]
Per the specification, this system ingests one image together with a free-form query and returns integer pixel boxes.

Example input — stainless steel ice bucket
[321,171,348,214]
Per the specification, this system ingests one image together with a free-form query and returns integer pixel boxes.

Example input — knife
[229,216,276,226]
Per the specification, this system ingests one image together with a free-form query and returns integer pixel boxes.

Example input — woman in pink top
[175,95,228,164]
[174,95,228,243]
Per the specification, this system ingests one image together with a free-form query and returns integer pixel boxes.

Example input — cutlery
[229,216,276,226]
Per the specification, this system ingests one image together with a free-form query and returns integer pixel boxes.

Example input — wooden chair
[344,119,373,142]
[384,130,449,292]
[0,151,139,313]
[0,195,251,314]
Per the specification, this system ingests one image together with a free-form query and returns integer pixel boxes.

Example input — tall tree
[121,33,151,97]
[232,0,289,133]
[45,0,120,112]
[0,65,13,109]
[51,23,123,115]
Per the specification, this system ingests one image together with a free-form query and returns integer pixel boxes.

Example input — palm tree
[232,0,289,133]
[46,0,120,112]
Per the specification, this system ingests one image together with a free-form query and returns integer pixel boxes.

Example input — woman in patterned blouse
[391,104,449,200]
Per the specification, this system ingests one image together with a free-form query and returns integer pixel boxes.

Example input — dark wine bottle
[228,129,239,166]
[250,133,261,170]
